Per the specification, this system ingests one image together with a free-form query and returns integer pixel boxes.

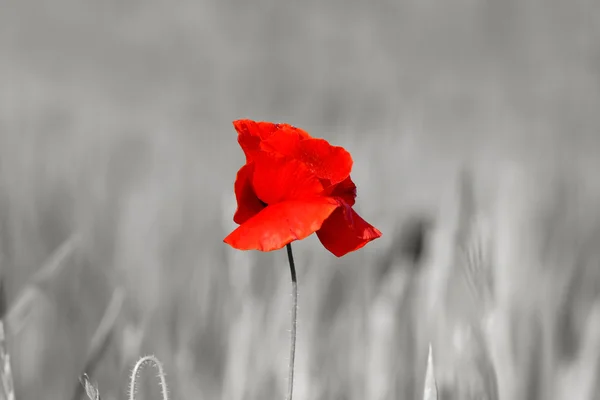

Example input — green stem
[286,243,297,400]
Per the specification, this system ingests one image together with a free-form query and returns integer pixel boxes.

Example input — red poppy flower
[223,119,382,257]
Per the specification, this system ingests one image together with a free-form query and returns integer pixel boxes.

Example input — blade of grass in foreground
[73,287,125,400]
[79,374,101,400]
[0,280,15,400]
[423,343,438,400]
[6,233,80,335]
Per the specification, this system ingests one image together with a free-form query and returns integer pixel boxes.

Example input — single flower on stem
[223,119,382,400]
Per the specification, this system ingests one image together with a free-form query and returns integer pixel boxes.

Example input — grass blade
[0,280,15,400]
[423,343,438,400]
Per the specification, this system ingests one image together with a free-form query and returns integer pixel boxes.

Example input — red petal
[233,120,312,161]
[260,131,303,156]
[324,176,357,206]
[232,163,266,225]
[260,124,312,156]
[252,151,324,204]
[317,202,382,257]
[291,138,353,185]
[233,120,262,161]
[233,121,352,186]
[223,197,339,252]
[260,122,311,139]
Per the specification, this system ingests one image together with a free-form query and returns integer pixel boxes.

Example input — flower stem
[285,243,297,400]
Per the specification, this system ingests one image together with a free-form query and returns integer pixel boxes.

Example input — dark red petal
[291,138,353,185]
[232,163,266,225]
[317,202,382,257]
[252,151,324,204]
[324,176,357,206]
[223,197,339,252]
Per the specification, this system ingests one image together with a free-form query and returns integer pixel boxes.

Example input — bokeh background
[1,0,600,399]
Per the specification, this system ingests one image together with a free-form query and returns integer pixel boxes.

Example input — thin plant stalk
[128,355,169,400]
[286,243,297,400]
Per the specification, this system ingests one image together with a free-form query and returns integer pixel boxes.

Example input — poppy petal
[224,197,339,252]
[292,138,353,185]
[233,120,263,161]
[261,122,311,139]
[260,125,312,156]
[232,163,266,225]
[252,151,324,204]
[233,120,312,161]
[324,176,357,206]
[233,120,351,185]
[317,202,382,257]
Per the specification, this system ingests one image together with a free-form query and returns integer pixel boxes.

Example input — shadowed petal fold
[232,163,266,225]
[224,197,339,252]
[317,202,382,257]
[324,176,357,206]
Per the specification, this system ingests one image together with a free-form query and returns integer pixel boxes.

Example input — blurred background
[1,0,600,399]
